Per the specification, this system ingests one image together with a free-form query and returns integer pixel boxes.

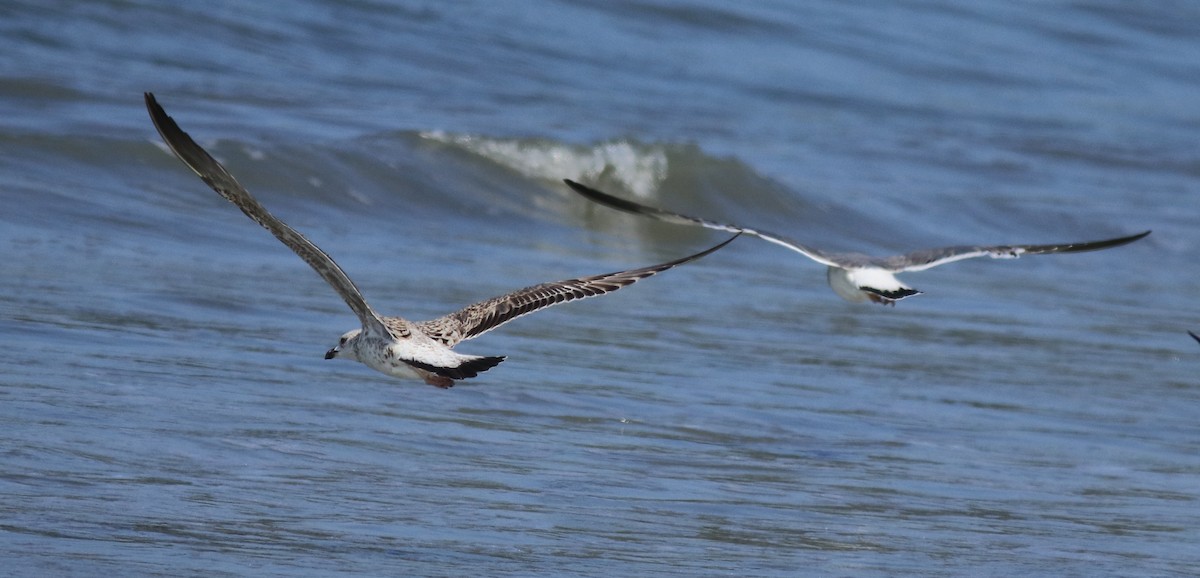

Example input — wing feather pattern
[565,179,851,267]
[888,231,1152,272]
[417,233,739,347]
[565,179,1149,275]
[145,93,396,339]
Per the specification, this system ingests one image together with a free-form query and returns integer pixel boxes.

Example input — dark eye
[339,337,348,345]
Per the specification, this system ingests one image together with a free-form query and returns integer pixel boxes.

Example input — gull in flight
[564,179,1149,306]
[145,93,737,387]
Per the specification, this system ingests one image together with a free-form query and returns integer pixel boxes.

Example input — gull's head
[325,329,362,361]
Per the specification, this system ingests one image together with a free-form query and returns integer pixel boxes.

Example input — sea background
[1,1,1197,576]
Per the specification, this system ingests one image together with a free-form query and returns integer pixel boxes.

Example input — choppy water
[2,1,1198,576]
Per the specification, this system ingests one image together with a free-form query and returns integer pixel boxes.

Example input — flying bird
[564,180,1148,306]
[145,93,736,387]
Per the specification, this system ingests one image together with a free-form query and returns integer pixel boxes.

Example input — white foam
[420,131,668,199]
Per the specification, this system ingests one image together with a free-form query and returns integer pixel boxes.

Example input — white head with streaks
[325,328,362,361]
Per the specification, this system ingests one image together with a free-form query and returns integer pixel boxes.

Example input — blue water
[2,1,1198,576]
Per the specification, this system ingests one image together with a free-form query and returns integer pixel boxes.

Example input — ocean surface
[2,1,1198,576]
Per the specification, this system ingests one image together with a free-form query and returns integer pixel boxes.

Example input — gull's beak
[324,347,339,360]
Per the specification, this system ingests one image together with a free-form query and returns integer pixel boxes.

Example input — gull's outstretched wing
[565,180,1150,276]
[145,93,395,339]
[564,179,847,267]
[417,233,739,347]
[883,231,1152,273]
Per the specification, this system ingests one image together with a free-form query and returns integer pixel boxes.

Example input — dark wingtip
[694,230,742,258]
[563,178,603,199]
[623,230,741,275]
[1189,331,1200,345]
[1081,229,1152,251]
[144,92,165,120]
[143,92,182,150]
[563,179,654,216]
[1013,228,1152,257]
[1125,230,1152,243]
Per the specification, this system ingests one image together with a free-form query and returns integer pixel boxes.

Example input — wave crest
[420,131,668,199]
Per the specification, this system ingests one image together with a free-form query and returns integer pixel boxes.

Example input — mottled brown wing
[417,233,739,347]
[145,93,396,339]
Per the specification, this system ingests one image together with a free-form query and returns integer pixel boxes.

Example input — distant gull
[564,179,1149,306]
[145,93,737,387]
